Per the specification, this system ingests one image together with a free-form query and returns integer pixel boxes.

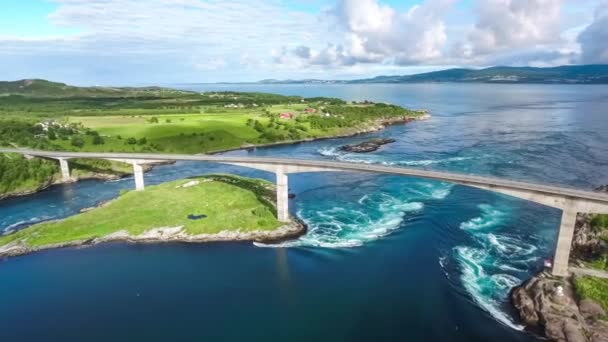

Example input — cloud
[285,0,455,67]
[578,0,608,63]
[457,0,563,57]
[0,0,604,83]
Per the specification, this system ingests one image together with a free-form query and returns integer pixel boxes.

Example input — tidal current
[1,83,608,341]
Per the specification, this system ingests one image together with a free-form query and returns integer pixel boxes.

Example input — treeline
[0,154,57,195]
[0,92,332,117]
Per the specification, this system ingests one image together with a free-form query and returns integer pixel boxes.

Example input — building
[279,112,293,119]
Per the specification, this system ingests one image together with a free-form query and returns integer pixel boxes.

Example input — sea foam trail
[455,246,524,331]
[317,146,475,167]
[453,204,534,331]
[460,204,507,230]
[1,216,54,235]
[254,194,423,248]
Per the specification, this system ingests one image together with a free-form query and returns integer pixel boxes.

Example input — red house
[279,112,293,119]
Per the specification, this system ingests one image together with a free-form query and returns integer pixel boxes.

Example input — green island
[0,79,427,199]
[0,174,303,258]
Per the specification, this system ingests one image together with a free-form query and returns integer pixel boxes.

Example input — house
[303,108,316,113]
[279,112,293,119]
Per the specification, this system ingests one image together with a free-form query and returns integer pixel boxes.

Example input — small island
[0,174,305,258]
[340,138,396,153]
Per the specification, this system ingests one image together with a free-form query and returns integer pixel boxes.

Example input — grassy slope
[579,214,608,270]
[574,276,608,310]
[0,175,281,248]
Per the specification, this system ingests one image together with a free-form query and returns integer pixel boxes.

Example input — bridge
[2,148,608,277]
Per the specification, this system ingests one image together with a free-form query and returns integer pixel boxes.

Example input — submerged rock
[339,138,396,153]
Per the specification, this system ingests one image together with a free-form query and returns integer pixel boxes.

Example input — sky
[0,0,606,85]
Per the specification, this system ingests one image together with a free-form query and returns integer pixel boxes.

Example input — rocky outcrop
[511,272,608,342]
[340,138,396,153]
[571,186,608,262]
[0,219,306,259]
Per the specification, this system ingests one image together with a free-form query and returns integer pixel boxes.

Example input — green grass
[574,276,608,311]
[0,175,281,248]
[65,105,390,153]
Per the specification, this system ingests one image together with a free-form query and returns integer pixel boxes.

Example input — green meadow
[0,175,281,248]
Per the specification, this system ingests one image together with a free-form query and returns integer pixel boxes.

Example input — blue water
[1,83,608,341]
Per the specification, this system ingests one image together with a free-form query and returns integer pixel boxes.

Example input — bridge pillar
[132,162,145,191]
[552,200,578,276]
[276,166,289,222]
[58,158,71,182]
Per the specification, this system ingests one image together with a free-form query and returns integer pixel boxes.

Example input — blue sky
[0,0,606,85]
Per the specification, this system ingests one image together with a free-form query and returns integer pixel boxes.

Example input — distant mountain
[0,79,194,97]
[259,65,608,84]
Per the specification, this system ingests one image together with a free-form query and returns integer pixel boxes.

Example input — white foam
[455,246,525,331]
[318,146,341,157]
[460,204,506,230]
[256,195,423,249]
[2,216,53,233]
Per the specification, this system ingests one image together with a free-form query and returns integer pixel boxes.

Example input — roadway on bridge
[2,148,608,203]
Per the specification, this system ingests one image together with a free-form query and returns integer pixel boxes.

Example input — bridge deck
[2,148,607,203]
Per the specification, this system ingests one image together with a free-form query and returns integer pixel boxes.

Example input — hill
[0,79,193,97]
[258,65,608,84]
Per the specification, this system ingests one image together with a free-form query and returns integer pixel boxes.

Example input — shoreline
[207,114,430,155]
[0,160,174,202]
[0,216,307,260]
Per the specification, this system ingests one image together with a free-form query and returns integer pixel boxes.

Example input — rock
[511,274,584,341]
[340,138,396,153]
[512,273,608,342]
[580,300,606,320]
[595,185,608,193]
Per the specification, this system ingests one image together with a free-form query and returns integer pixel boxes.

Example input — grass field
[0,175,281,248]
[67,111,270,153]
[574,275,608,310]
[64,104,378,153]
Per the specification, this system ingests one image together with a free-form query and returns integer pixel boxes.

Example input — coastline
[207,114,430,155]
[0,160,174,202]
[0,217,306,259]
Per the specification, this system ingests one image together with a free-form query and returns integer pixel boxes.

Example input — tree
[149,117,159,124]
[138,137,147,145]
[71,136,85,148]
[126,137,137,145]
[92,135,105,145]
[47,129,57,140]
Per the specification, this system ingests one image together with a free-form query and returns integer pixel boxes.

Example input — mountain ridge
[258,64,608,84]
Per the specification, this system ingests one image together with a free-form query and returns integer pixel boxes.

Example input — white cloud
[0,0,605,83]
[578,0,608,63]
[458,0,563,57]
[287,0,455,67]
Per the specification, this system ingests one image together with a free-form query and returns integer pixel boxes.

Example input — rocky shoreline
[511,186,608,341]
[208,113,431,154]
[0,217,307,259]
[511,272,608,342]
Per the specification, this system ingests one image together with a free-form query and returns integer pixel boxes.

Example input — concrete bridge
[2,148,608,277]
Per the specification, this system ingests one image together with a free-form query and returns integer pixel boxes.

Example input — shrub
[92,135,105,145]
[70,136,85,148]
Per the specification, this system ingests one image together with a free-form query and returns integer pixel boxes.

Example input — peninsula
[0,174,305,258]
[0,79,427,199]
